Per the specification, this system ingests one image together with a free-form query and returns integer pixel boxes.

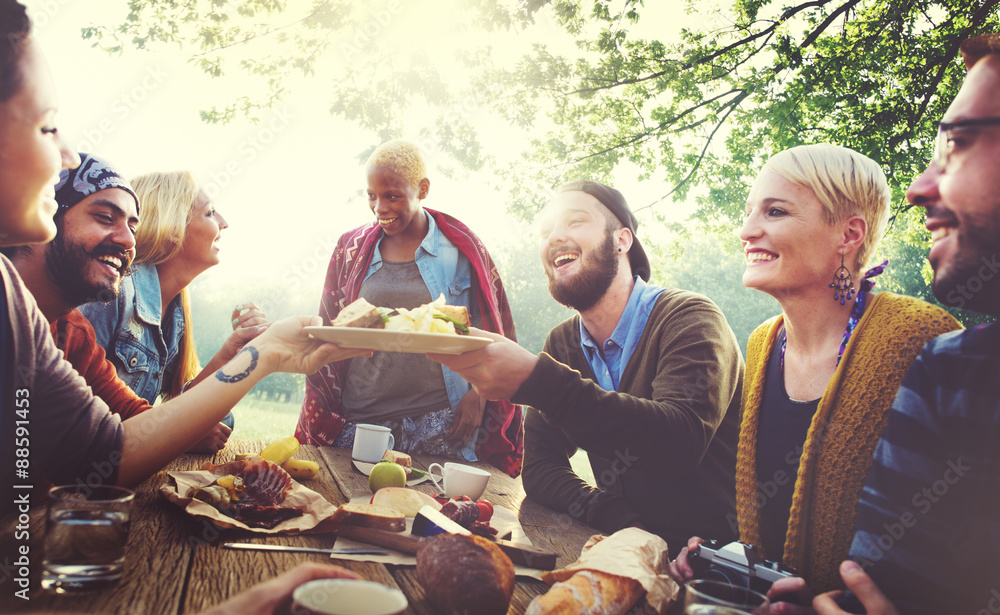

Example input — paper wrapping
[541,527,679,613]
[160,461,339,534]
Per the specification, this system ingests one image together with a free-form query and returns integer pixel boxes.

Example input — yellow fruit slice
[259,436,300,466]
[282,458,320,480]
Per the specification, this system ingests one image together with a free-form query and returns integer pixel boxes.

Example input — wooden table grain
[0,440,604,615]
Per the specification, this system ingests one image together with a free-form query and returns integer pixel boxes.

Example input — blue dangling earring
[830,253,855,305]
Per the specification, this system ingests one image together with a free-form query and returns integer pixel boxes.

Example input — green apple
[369,461,407,493]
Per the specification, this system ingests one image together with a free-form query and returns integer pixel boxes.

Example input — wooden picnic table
[0,439,609,614]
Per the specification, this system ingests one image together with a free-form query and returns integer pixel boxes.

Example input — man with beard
[431,180,743,548]
[758,34,1000,615]
[5,153,234,451]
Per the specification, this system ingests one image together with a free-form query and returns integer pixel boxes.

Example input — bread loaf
[525,569,643,615]
[416,533,514,615]
[330,502,405,532]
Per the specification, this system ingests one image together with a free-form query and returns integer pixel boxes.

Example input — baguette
[525,570,644,615]
[330,502,405,532]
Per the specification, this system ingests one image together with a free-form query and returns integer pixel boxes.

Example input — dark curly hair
[0,0,31,102]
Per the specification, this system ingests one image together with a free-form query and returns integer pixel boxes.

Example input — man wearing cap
[4,153,231,451]
[431,180,742,547]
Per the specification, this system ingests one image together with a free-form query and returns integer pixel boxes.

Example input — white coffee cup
[428,462,491,500]
[292,579,407,615]
[352,424,395,464]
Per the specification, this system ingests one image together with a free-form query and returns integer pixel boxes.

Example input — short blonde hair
[129,170,203,398]
[131,171,200,266]
[365,139,427,188]
[764,144,890,270]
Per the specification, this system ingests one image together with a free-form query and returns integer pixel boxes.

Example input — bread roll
[525,570,644,615]
[416,533,514,615]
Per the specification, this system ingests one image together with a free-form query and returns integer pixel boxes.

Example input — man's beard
[547,233,618,312]
[44,231,128,307]
[932,216,1000,315]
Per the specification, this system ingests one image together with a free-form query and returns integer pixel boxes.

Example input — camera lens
[702,567,750,589]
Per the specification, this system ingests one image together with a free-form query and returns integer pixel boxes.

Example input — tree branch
[542,89,745,170]
[635,90,752,212]
[800,0,862,49]
[190,1,334,58]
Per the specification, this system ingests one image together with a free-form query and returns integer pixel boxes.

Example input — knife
[224,542,389,556]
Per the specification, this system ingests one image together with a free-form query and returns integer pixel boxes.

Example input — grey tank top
[341,259,451,422]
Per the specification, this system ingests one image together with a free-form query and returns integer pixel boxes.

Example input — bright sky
[26,0,702,300]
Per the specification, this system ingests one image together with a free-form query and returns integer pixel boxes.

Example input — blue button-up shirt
[80,263,186,405]
[580,277,665,392]
[365,211,479,459]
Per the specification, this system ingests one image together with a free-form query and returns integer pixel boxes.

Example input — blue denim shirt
[80,263,186,405]
[580,277,666,392]
[366,211,479,459]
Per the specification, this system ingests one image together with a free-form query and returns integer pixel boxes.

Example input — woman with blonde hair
[81,171,267,450]
[670,144,961,604]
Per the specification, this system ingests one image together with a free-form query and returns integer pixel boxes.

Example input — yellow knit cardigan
[736,292,961,593]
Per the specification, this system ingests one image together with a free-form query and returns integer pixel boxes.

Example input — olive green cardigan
[736,292,961,592]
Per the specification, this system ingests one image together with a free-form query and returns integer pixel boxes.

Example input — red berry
[476,499,494,522]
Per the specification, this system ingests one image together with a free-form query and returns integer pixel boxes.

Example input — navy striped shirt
[849,323,1000,615]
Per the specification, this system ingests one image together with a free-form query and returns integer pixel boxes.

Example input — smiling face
[0,38,78,246]
[366,165,427,238]
[739,170,847,299]
[538,190,622,311]
[178,189,227,270]
[43,187,139,306]
[906,56,1000,314]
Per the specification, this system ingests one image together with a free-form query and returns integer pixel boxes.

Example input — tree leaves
[83,0,999,320]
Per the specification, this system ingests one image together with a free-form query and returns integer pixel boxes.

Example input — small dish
[351,460,434,486]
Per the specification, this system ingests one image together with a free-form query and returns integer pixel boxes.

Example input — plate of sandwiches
[305,295,493,355]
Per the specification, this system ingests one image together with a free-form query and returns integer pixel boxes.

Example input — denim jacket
[366,212,479,458]
[79,263,185,405]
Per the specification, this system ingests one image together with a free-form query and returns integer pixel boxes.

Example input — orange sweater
[50,309,152,420]
[736,293,961,592]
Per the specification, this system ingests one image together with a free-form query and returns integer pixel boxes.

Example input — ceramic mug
[428,462,491,500]
[352,424,395,464]
[291,579,407,615]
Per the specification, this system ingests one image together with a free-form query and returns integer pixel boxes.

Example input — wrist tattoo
[215,345,259,384]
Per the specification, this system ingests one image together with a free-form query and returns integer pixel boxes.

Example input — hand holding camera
[685,540,798,595]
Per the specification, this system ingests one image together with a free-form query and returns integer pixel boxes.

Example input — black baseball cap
[558,180,651,282]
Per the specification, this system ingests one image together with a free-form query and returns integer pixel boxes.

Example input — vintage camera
[687,540,798,594]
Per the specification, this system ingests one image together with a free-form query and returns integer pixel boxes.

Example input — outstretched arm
[117,316,370,486]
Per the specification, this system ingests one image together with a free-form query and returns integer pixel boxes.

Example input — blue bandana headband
[54,153,139,214]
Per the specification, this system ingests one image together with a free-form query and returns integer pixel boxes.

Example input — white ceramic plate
[352,460,435,487]
[304,326,492,355]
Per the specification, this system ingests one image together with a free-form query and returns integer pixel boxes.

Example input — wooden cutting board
[335,519,558,570]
